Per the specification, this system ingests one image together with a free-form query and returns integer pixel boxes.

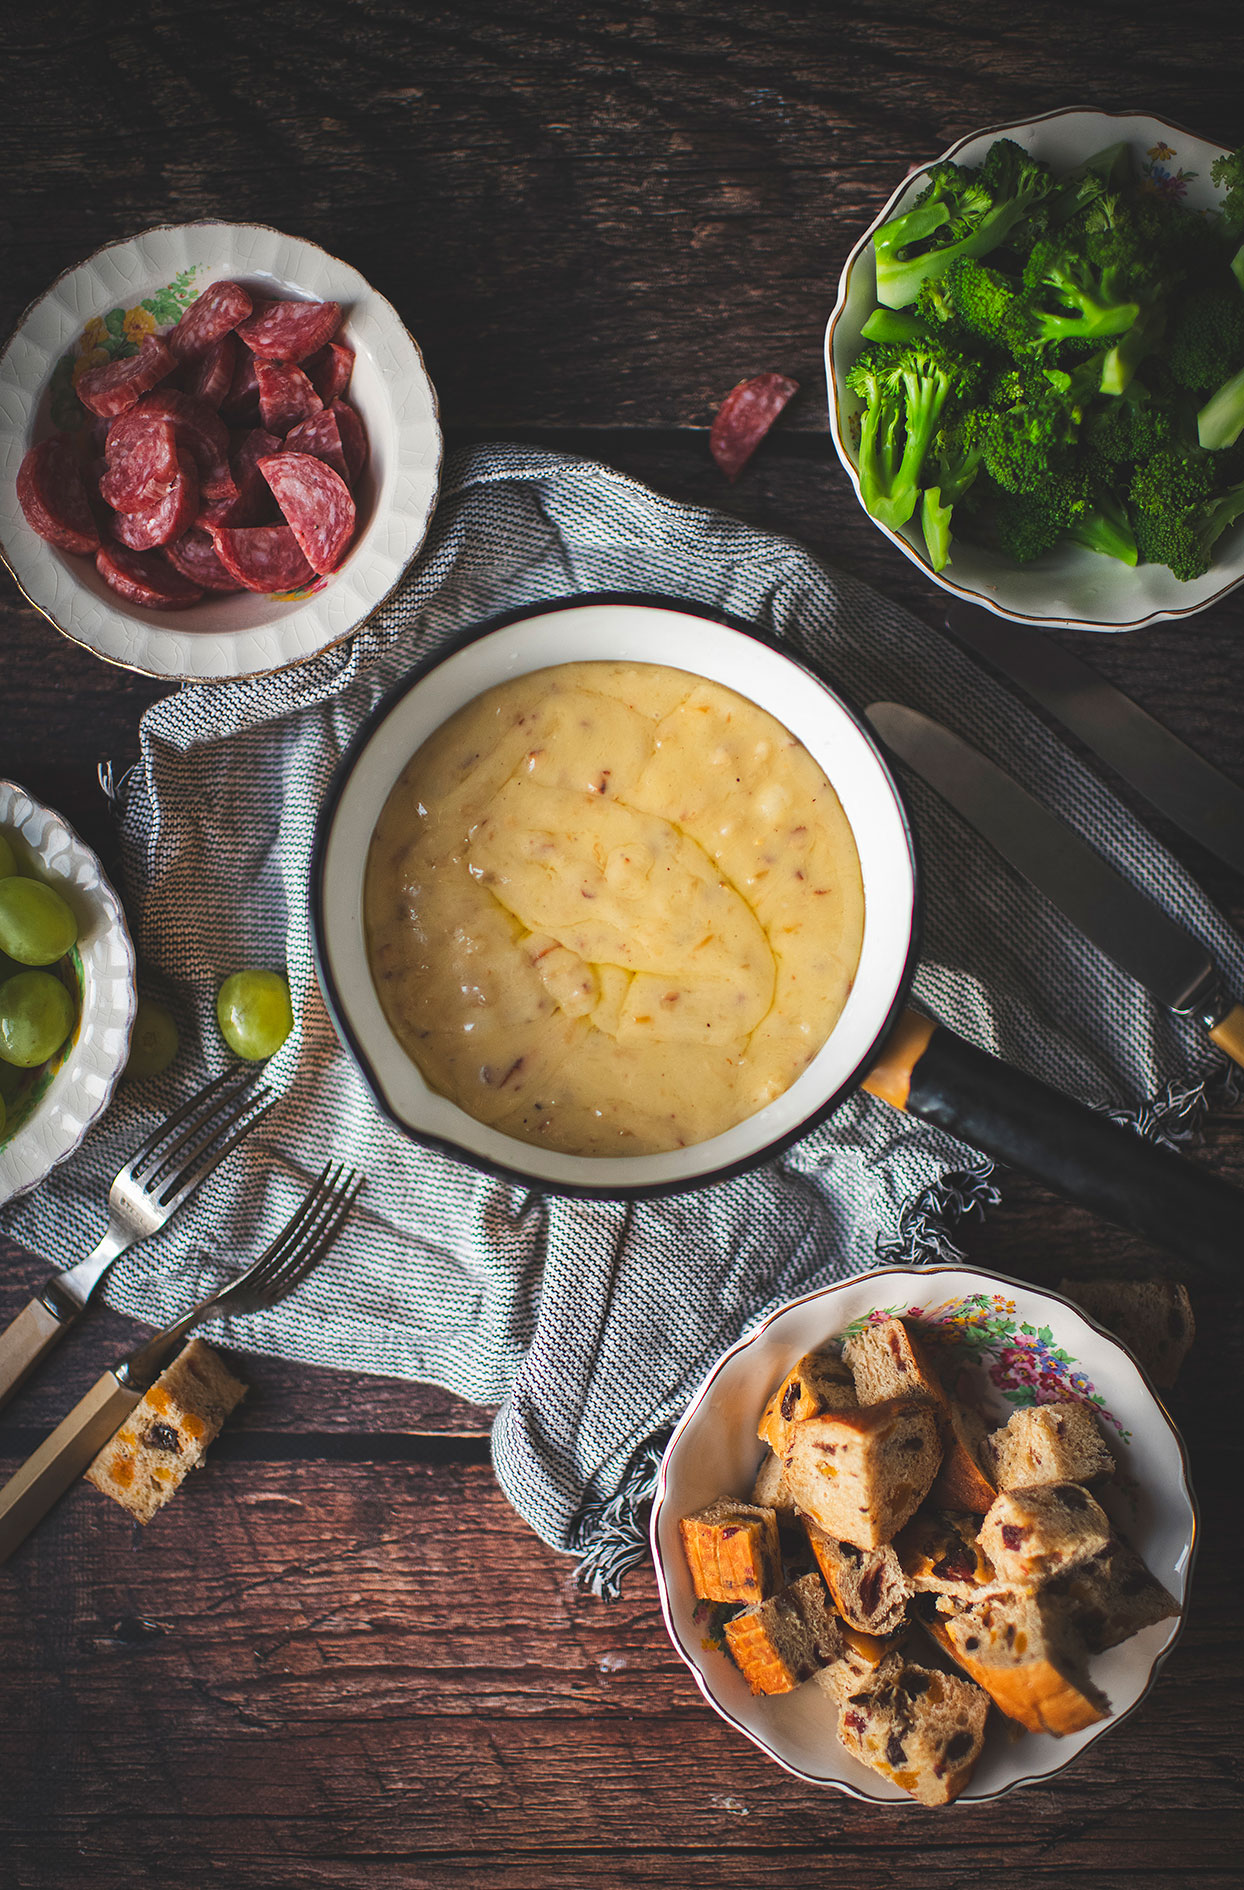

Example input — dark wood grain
[3,2,1244,1885]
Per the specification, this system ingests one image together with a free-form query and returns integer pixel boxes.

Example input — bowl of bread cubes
[650,1263,1195,1806]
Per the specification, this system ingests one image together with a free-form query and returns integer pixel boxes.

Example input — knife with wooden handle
[0,1371,140,1565]
[866,701,1244,1070]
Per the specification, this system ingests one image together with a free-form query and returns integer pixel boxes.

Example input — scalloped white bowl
[825,108,1244,631]
[0,783,137,1204]
[651,1263,1196,1804]
[0,221,442,680]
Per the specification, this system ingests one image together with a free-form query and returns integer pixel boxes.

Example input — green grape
[216,970,293,1061]
[0,878,79,966]
[0,832,16,879]
[125,998,180,1079]
[0,970,76,1067]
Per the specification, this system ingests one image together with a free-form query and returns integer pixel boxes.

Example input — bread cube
[925,1587,1110,1736]
[85,1338,246,1525]
[837,1660,990,1806]
[723,1570,844,1695]
[679,1497,782,1603]
[816,1628,909,1705]
[1046,1534,1180,1652]
[751,1448,798,1520]
[893,1506,997,1602]
[803,1517,912,1635]
[978,1482,1111,1588]
[783,1396,942,1549]
[1058,1277,1194,1388]
[985,1400,1114,1491]
[843,1317,996,1512]
[757,1347,856,1456]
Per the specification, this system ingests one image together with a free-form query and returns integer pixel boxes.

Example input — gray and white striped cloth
[4,445,1241,1591]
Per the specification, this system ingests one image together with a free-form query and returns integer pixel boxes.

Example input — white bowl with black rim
[0,220,442,681]
[650,1262,1196,1804]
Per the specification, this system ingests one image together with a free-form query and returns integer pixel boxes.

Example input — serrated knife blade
[866,700,1244,1070]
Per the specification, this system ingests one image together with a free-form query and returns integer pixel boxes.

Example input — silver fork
[0,1161,363,1564]
[0,1067,275,1413]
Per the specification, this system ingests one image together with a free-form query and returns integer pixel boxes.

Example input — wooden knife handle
[0,1372,139,1566]
[0,1297,75,1414]
[1209,1003,1244,1072]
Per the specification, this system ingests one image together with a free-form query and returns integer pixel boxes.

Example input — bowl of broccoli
[826,108,1244,631]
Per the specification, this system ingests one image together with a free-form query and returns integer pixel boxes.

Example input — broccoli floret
[973,365,1083,492]
[1166,287,1244,392]
[846,339,976,529]
[991,467,1091,563]
[1128,444,1237,581]
[1130,443,1216,515]
[931,256,1037,356]
[1083,383,1175,463]
[1067,487,1139,564]
[1021,234,1142,347]
[872,151,1055,309]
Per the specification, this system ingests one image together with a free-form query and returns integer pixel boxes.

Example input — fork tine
[124,1068,259,1183]
[151,1092,276,1210]
[250,1171,363,1306]
[226,1161,340,1280]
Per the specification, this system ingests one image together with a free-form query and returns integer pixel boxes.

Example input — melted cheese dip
[364,662,865,1156]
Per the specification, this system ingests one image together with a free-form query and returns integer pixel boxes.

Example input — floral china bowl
[650,1262,1195,1804]
[825,107,1243,632]
[0,782,137,1204]
[0,221,442,681]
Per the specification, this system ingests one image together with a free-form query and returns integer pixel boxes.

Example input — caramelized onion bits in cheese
[363,662,865,1156]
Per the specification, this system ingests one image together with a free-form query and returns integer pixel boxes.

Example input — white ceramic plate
[651,1263,1196,1804]
[0,221,442,680]
[0,783,137,1204]
[825,107,1243,631]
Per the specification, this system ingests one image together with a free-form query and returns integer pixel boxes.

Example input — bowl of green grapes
[0,783,136,1204]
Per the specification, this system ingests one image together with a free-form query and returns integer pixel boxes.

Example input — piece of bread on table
[85,1338,246,1526]
[984,1400,1115,1491]
[924,1588,1110,1736]
[783,1396,942,1550]
[837,1660,991,1806]
[723,1570,845,1695]
[977,1482,1111,1588]
[843,1316,996,1513]
[803,1517,912,1635]
[1057,1277,1194,1389]
[679,1498,782,1603]
[758,1348,857,1456]
[1045,1534,1180,1653]
[893,1506,997,1603]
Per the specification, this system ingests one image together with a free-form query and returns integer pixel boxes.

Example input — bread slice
[758,1348,857,1456]
[837,1660,990,1805]
[84,1338,246,1525]
[985,1400,1115,1491]
[803,1517,912,1635]
[679,1498,782,1603]
[783,1396,942,1549]
[924,1588,1110,1736]
[978,1482,1111,1588]
[816,1627,909,1705]
[1045,1534,1180,1652]
[893,1506,997,1603]
[843,1316,996,1512]
[724,1570,845,1695]
[1057,1277,1194,1389]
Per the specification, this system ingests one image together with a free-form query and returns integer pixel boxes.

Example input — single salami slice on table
[709,372,799,481]
[76,335,178,419]
[184,331,238,410]
[210,523,316,593]
[235,298,341,363]
[258,452,356,574]
[112,451,199,551]
[17,438,101,554]
[166,280,253,363]
[100,412,179,512]
[164,526,245,593]
[284,408,350,483]
[256,359,323,435]
[328,400,367,484]
[96,539,204,609]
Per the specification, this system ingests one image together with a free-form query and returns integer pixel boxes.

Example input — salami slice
[210,523,316,593]
[235,298,342,364]
[258,452,356,575]
[256,359,323,435]
[329,400,367,484]
[305,341,354,405]
[100,413,179,512]
[197,427,282,530]
[76,335,178,419]
[184,331,238,410]
[112,451,199,551]
[709,372,799,481]
[164,526,245,593]
[283,408,350,483]
[96,539,204,609]
[166,280,253,364]
[137,391,237,504]
[16,438,101,554]
[221,345,261,425]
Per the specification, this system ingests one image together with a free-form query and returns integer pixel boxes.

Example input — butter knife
[866,700,1244,1071]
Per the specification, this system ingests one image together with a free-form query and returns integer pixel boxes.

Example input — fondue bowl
[311,596,918,1196]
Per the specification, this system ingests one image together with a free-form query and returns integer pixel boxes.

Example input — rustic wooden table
[3,5,1242,1885]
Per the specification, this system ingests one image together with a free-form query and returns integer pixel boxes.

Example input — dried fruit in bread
[925,1588,1110,1736]
[679,1497,782,1603]
[803,1518,912,1635]
[978,1482,1111,1588]
[723,1570,844,1694]
[85,1338,246,1525]
[893,1506,996,1602]
[837,1660,990,1805]
[985,1400,1115,1491]
[783,1396,942,1549]
[757,1347,856,1456]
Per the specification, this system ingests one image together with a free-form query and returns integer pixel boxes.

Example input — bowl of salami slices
[0,221,442,680]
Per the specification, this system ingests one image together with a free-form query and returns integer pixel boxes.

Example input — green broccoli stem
[860,307,932,345]
[920,486,955,571]
[873,197,1038,309]
[856,398,916,529]
[1100,303,1167,396]
[1066,504,1138,565]
[1197,364,1244,450]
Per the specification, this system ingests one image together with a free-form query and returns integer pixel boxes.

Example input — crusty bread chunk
[894,1506,997,1603]
[925,1588,1110,1736]
[724,1570,844,1695]
[985,1400,1114,1492]
[1057,1277,1194,1389]
[758,1348,857,1456]
[751,1448,798,1521]
[978,1482,1111,1588]
[679,1498,782,1603]
[1046,1534,1180,1652]
[85,1338,246,1525]
[843,1317,996,1512]
[783,1396,941,1549]
[816,1627,909,1705]
[803,1517,912,1635]
[837,1660,990,1806]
